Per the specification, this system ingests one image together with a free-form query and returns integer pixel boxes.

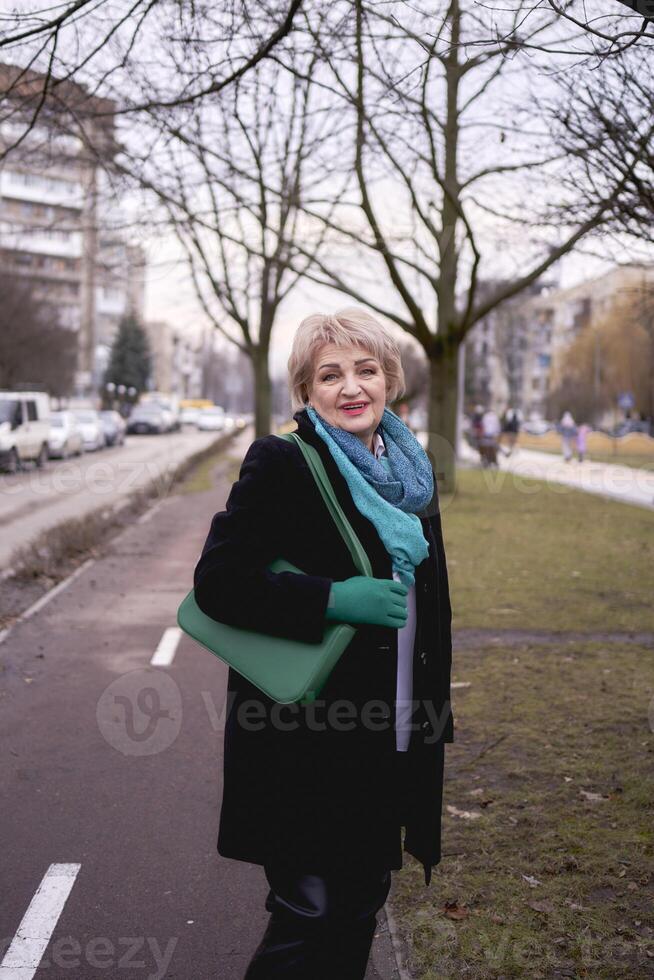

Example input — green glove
[325,576,408,629]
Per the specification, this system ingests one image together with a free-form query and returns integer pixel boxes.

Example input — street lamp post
[105,381,116,411]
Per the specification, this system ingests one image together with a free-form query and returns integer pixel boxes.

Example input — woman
[576,421,590,463]
[480,407,501,468]
[560,410,577,463]
[193,308,454,980]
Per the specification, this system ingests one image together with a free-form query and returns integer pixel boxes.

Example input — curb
[383,902,413,980]
[0,558,94,647]
[0,430,242,646]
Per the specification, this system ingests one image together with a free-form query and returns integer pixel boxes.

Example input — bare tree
[285,0,654,489]
[547,299,653,425]
[396,335,429,406]
[547,0,654,55]
[120,43,343,437]
[0,1,304,159]
[0,273,77,395]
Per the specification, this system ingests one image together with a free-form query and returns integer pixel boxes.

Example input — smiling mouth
[340,402,368,412]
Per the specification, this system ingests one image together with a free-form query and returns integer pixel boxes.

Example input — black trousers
[243,862,392,980]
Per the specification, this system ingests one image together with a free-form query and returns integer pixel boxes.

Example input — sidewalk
[457,441,654,510]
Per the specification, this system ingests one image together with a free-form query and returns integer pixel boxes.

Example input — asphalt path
[0,429,400,980]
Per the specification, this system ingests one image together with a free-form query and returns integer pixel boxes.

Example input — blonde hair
[288,307,405,411]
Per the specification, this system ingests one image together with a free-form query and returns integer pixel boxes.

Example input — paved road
[0,429,400,980]
[0,429,226,572]
[458,440,654,510]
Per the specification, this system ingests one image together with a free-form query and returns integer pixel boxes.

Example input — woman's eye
[319,367,375,382]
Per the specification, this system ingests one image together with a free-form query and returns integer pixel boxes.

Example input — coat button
[420,651,427,664]
[423,582,428,593]
[421,721,430,731]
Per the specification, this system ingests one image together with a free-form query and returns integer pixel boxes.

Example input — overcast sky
[143,225,644,379]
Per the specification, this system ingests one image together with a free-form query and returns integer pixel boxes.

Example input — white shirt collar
[372,431,386,459]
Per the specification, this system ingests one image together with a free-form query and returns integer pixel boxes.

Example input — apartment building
[464,277,555,418]
[465,263,654,419]
[0,63,144,396]
[145,320,206,398]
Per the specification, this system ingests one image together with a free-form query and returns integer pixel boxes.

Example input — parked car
[196,406,226,431]
[180,406,201,426]
[71,409,106,451]
[180,398,213,427]
[0,390,51,473]
[48,412,84,459]
[126,405,167,435]
[139,392,180,431]
[99,410,127,446]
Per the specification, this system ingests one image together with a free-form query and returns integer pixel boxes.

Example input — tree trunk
[427,344,460,495]
[252,345,272,438]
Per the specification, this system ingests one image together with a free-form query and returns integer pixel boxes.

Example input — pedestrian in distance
[559,411,577,463]
[480,407,501,468]
[471,404,484,457]
[576,422,590,463]
[193,307,454,980]
[500,406,520,457]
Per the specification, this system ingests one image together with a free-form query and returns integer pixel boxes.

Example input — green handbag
[176,431,373,704]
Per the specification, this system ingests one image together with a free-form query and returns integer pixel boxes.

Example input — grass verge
[392,640,654,979]
[441,468,653,633]
[392,466,654,978]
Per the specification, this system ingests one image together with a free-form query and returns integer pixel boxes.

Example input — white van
[0,391,51,473]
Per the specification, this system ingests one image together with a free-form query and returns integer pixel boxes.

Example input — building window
[6,171,80,197]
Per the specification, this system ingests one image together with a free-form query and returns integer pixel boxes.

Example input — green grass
[391,641,654,979]
[583,453,654,471]
[175,450,224,494]
[441,468,653,633]
[390,468,654,978]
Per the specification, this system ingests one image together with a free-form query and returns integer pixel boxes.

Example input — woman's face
[308,343,387,449]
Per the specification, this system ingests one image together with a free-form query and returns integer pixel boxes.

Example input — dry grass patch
[441,468,653,633]
[391,640,654,979]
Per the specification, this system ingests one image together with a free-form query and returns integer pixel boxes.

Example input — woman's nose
[341,374,363,396]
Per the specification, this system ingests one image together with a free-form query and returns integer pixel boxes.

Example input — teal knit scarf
[305,406,432,586]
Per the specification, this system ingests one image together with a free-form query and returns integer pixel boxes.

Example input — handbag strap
[279,432,373,578]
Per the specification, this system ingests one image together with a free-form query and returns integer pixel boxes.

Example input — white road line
[0,863,81,979]
[151,626,182,666]
[137,498,167,525]
[0,560,94,648]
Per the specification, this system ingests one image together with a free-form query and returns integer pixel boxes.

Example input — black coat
[193,408,454,885]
